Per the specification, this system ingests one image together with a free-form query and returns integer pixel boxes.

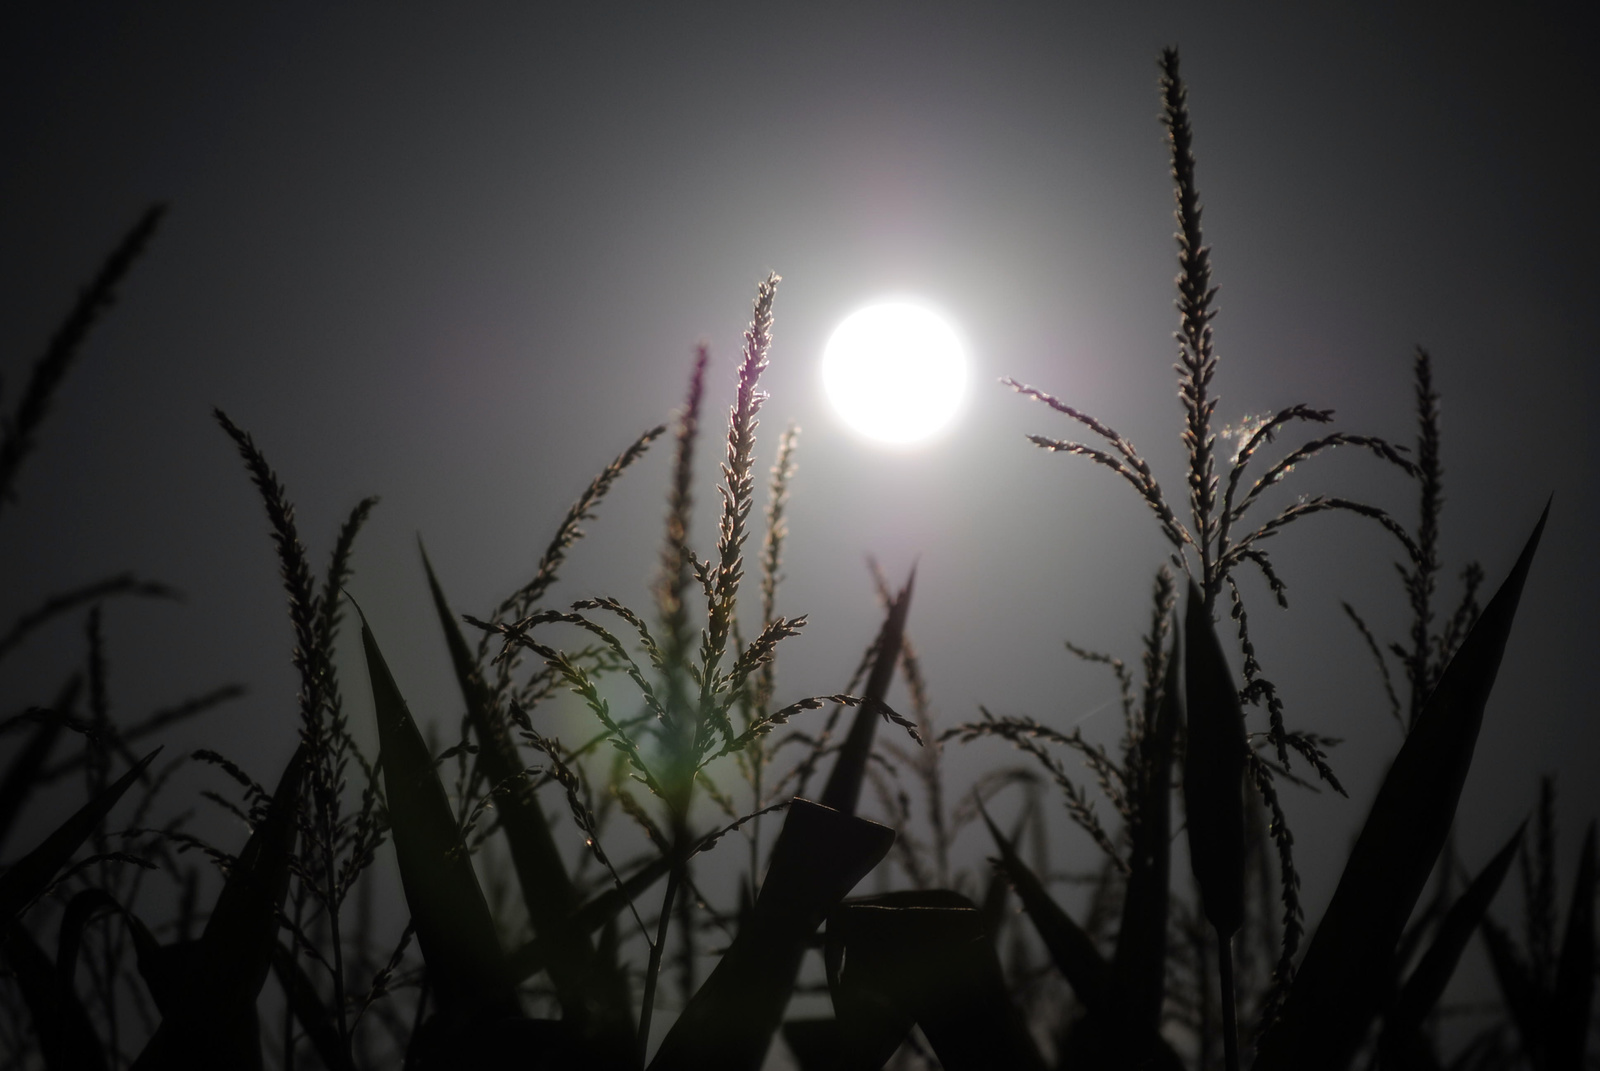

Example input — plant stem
[638,863,683,1064]
[1218,927,1240,1071]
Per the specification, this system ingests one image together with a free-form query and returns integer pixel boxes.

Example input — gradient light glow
[822,302,967,444]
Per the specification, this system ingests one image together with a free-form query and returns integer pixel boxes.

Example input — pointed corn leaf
[1551,822,1596,1070]
[982,811,1184,1070]
[1,921,109,1071]
[1383,823,1524,1046]
[1479,915,1544,1059]
[358,613,519,1022]
[420,546,622,1037]
[648,798,894,1071]
[983,809,1115,1014]
[272,943,355,1071]
[820,569,914,815]
[1114,628,1181,1037]
[0,747,158,927]
[133,746,304,1070]
[1183,581,1246,937]
[507,846,675,982]
[0,716,62,855]
[824,893,1046,1071]
[1255,503,1548,1071]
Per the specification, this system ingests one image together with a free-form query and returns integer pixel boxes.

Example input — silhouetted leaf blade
[1114,628,1180,1038]
[1184,582,1246,937]
[1,921,109,1071]
[0,747,158,928]
[648,798,894,1071]
[133,746,304,1070]
[1383,822,1524,1050]
[1551,822,1595,1070]
[825,893,1046,1071]
[1255,502,1548,1071]
[357,612,519,1023]
[820,570,913,814]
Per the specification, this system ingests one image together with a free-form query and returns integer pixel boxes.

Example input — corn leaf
[820,570,914,814]
[1114,628,1181,1037]
[824,892,1046,1071]
[271,943,355,1071]
[357,612,519,1023]
[1382,822,1524,1051]
[1,921,108,1071]
[1254,502,1548,1071]
[647,798,894,1071]
[1551,821,1596,1070]
[983,809,1115,1013]
[133,746,304,1070]
[0,747,158,928]
[0,715,62,856]
[1183,582,1246,937]
[420,544,624,1039]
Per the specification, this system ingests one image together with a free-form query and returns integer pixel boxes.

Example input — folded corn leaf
[133,745,304,1070]
[1183,582,1246,938]
[1254,502,1548,1071]
[1114,629,1181,1039]
[421,546,626,1044]
[55,886,160,998]
[647,798,894,1071]
[1,921,108,1071]
[358,613,520,1025]
[820,569,913,815]
[824,892,1046,1071]
[0,746,158,928]
[1550,821,1595,1070]
[1381,822,1523,1057]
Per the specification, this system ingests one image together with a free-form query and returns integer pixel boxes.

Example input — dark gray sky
[3,0,1596,1039]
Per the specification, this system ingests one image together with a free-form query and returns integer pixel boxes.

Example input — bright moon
[822,302,967,444]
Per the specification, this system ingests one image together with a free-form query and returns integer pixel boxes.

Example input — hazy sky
[3,0,1596,1037]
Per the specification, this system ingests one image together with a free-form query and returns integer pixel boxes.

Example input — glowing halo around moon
[821,301,968,444]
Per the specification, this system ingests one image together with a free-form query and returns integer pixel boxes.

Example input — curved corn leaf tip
[648,799,894,1071]
[825,892,1045,1071]
[357,611,519,1023]
[1551,821,1596,1070]
[1255,501,1548,1071]
[2,921,109,1071]
[55,886,159,997]
[0,746,159,928]
[1183,580,1246,938]
[1383,822,1524,1047]
[1114,626,1180,1037]
[272,943,355,1071]
[820,568,914,815]
[420,546,611,1017]
[982,809,1115,1013]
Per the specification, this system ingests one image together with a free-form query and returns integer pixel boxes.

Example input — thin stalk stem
[1217,927,1239,1071]
[637,863,683,1064]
